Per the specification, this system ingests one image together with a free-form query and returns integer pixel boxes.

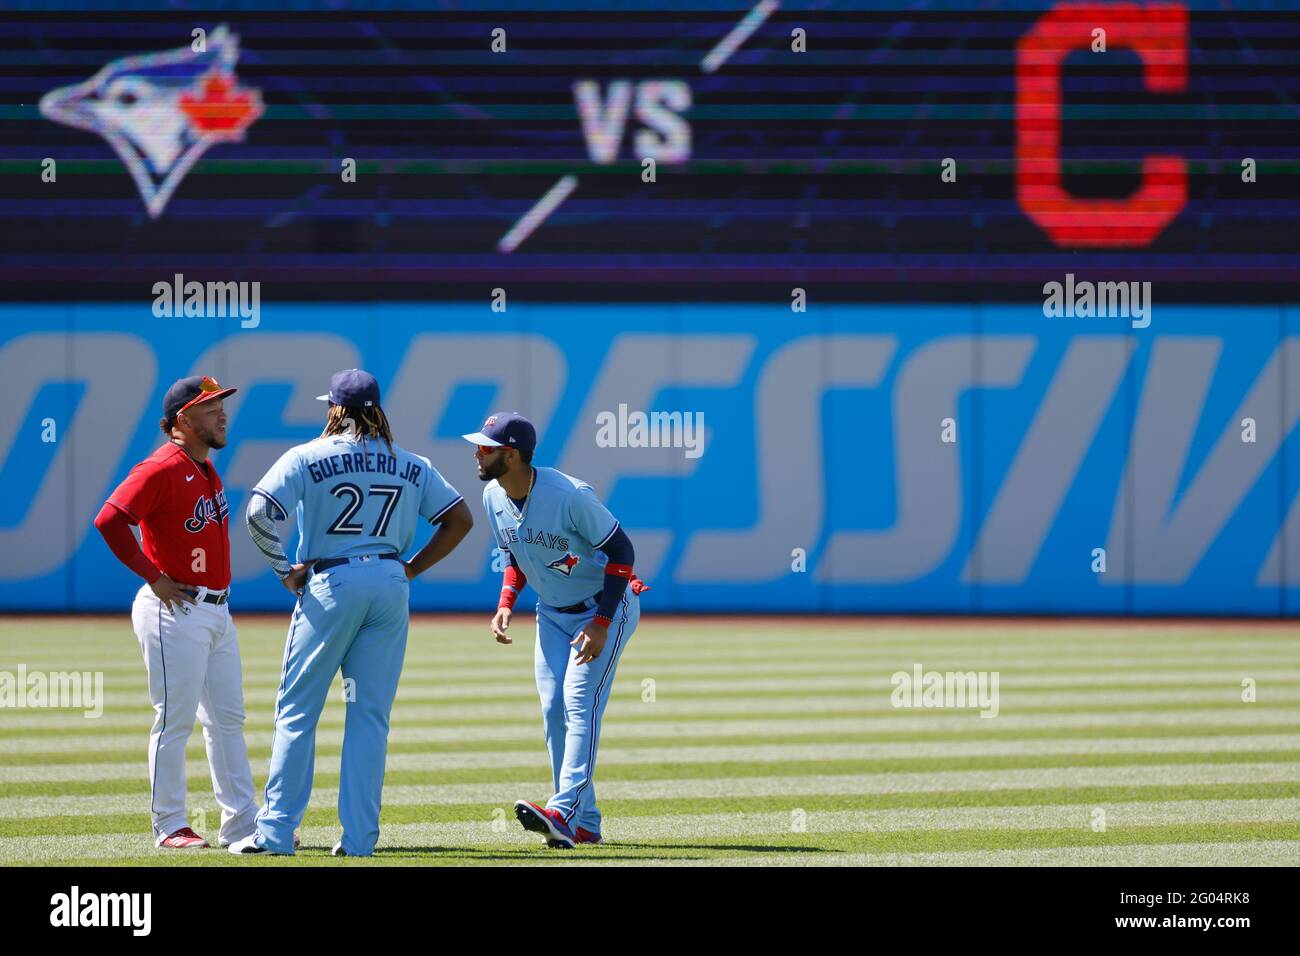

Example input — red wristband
[605,563,633,580]
[498,587,519,611]
[592,614,613,628]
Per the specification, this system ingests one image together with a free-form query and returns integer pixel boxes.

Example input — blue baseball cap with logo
[316,368,381,408]
[462,412,536,455]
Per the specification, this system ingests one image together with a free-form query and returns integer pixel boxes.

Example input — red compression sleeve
[94,502,162,584]
[499,562,526,610]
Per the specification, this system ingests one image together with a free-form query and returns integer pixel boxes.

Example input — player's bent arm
[93,502,163,584]
[245,490,294,579]
[93,502,196,610]
[590,526,647,627]
[404,498,473,579]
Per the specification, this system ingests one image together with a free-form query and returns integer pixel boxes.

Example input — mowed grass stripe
[6,748,1300,799]
[9,621,1295,648]
[9,615,1295,635]
[13,651,1294,673]
[9,734,1298,785]
[9,677,1295,731]
[6,782,1299,840]
[45,684,1300,718]
[9,660,1293,693]
[63,671,1300,694]
[26,659,1300,685]
[8,708,1300,753]
[9,644,1298,669]
[10,824,1300,868]
[4,696,1297,740]
[68,681,1300,702]
[4,799,1297,864]
[3,762,1298,819]
[21,840,1298,868]
[17,722,1300,766]
[593,840,1298,868]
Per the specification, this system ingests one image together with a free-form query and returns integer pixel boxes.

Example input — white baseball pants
[131,585,258,845]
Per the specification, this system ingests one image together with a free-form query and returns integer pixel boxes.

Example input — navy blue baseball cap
[317,369,381,408]
[462,412,536,455]
[163,375,237,420]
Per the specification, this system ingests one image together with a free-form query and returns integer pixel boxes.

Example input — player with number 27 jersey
[235,369,471,858]
[251,435,462,562]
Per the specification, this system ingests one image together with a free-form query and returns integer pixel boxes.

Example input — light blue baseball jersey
[483,467,620,608]
[252,435,462,562]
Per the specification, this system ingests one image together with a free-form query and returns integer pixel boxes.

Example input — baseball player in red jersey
[93,375,258,850]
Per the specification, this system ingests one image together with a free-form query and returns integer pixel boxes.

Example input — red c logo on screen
[1015,3,1188,247]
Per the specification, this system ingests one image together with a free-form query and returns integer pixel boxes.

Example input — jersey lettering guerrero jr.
[106,442,232,588]
[251,435,463,562]
[483,467,620,608]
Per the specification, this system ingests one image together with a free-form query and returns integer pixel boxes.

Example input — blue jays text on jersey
[482,467,621,609]
[495,526,571,554]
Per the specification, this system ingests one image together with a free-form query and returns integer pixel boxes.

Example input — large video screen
[4,0,1296,301]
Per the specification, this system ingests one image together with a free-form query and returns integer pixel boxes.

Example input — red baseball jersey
[106,443,232,589]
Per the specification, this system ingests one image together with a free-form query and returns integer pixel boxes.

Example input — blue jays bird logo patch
[547,553,581,576]
[39,24,262,219]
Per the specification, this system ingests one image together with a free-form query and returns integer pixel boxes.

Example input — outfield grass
[1,616,1297,866]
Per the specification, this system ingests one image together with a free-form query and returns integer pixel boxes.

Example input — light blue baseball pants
[255,555,410,855]
[534,589,639,834]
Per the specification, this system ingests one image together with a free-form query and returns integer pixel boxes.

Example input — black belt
[313,553,402,574]
[554,591,602,614]
[183,589,228,606]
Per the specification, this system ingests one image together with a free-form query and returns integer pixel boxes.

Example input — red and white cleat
[572,827,603,846]
[157,826,209,849]
[513,799,576,849]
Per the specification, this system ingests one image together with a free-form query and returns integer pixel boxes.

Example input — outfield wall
[3,303,1299,614]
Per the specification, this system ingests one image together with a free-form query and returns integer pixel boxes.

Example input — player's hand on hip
[571,621,608,665]
[281,562,313,595]
[491,608,513,644]
[149,573,197,613]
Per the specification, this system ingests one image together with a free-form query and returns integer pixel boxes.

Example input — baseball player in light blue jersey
[232,369,473,856]
[464,412,647,848]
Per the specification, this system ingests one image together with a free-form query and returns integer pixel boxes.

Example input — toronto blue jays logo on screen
[38,24,262,218]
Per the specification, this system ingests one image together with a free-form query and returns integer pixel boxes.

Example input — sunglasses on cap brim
[179,377,229,414]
